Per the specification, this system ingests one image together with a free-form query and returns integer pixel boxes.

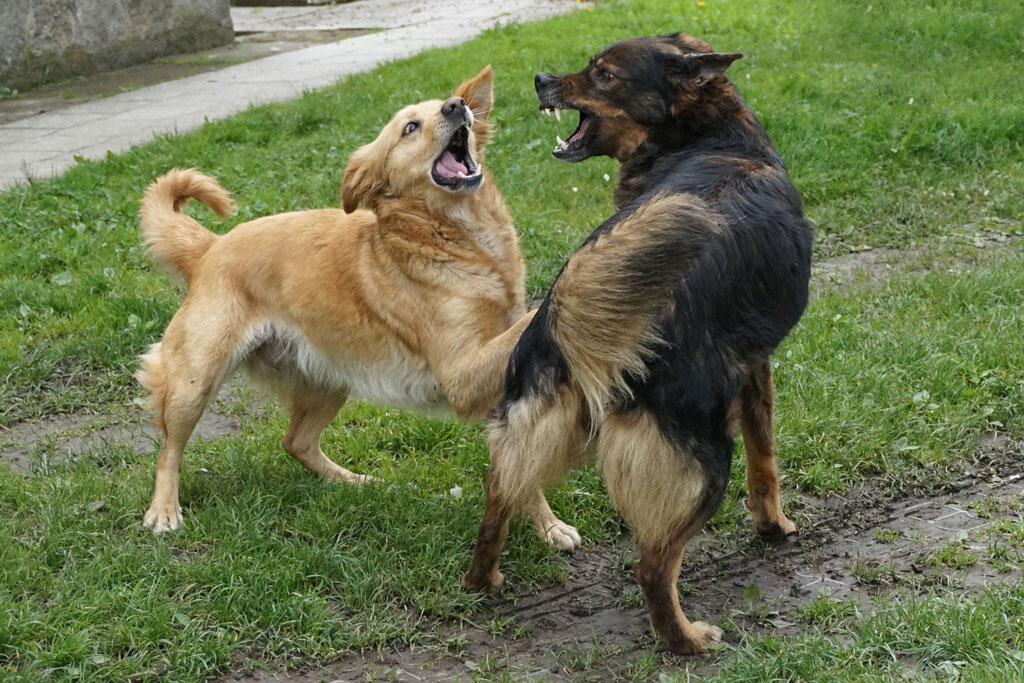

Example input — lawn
[1,0,1023,680]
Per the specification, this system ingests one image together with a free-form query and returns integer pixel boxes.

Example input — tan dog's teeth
[554,108,561,121]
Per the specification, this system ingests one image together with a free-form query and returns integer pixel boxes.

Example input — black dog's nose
[535,72,556,91]
[442,96,466,117]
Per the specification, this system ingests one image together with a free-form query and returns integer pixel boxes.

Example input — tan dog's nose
[442,96,466,118]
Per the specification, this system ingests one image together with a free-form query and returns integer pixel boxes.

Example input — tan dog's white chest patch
[242,319,450,415]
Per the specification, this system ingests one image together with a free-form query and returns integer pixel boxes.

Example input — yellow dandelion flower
[698,1,706,6]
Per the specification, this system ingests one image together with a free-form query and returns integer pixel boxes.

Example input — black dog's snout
[442,96,466,117]
[534,72,556,92]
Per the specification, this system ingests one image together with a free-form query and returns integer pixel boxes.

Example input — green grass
[707,583,1024,682]
[1,0,1023,680]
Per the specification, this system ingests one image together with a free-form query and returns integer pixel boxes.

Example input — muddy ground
[220,435,1022,682]
[0,379,260,474]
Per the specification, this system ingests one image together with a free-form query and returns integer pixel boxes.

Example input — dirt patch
[222,438,1023,682]
[813,223,1023,293]
[0,380,259,473]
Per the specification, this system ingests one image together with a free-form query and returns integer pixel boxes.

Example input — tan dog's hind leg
[281,387,376,484]
[740,359,796,540]
[524,487,581,552]
[600,411,722,655]
[141,309,242,533]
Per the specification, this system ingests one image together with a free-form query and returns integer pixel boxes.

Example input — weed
[852,558,899,586]
[874,527,900,543]
[795,588,860,629]
[922,540,979,570]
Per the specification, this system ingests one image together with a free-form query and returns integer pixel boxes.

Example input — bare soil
[0,380,259,473]
[223,437,1023,682]
[813,223,1022,293]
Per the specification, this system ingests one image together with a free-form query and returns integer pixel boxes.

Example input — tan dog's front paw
[684,621,724,654]
[326,466,381,485]
[143,501,183,534]
[541,520,582,552]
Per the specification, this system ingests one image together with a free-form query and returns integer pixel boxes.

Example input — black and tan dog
[463,34,813,654]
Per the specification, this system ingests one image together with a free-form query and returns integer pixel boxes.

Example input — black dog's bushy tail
[548,192,722,422]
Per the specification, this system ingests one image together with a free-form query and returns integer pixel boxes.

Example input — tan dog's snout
[441,96,473,127]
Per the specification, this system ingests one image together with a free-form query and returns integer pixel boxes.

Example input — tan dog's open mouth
[431,125,482,189]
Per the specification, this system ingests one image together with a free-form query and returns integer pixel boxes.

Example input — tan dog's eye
[403,121,420,136]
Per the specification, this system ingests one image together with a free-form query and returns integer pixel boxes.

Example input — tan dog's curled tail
[139,168,235,283]
[549,192,722,424]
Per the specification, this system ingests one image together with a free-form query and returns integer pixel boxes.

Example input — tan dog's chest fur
[136,68,581,552]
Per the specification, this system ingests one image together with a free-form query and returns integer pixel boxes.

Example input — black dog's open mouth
[431,126,482,190]
[539,105,594,161]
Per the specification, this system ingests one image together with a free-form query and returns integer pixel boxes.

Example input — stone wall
[0,0,233,91]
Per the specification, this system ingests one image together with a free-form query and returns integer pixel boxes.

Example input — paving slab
[0,0,582,192]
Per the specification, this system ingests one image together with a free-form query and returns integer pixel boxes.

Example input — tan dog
[136,67,580,552]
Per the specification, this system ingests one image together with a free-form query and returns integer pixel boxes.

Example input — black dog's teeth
[541,106,584,153]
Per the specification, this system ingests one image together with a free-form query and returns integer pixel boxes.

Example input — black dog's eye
[596,69,615,83]
[403,121,420,136]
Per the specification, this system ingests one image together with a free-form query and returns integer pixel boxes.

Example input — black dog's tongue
[568,118,590,143]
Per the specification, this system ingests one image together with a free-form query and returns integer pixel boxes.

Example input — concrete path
[231,0,570,32]
[0,0,581,192]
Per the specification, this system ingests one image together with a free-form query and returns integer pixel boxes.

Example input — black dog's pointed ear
[663,50,745,87]
[668,31,715,54]
[676,51,744,81]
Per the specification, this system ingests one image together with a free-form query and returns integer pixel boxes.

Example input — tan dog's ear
[455,65,494,121]
[341,143,386,213]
